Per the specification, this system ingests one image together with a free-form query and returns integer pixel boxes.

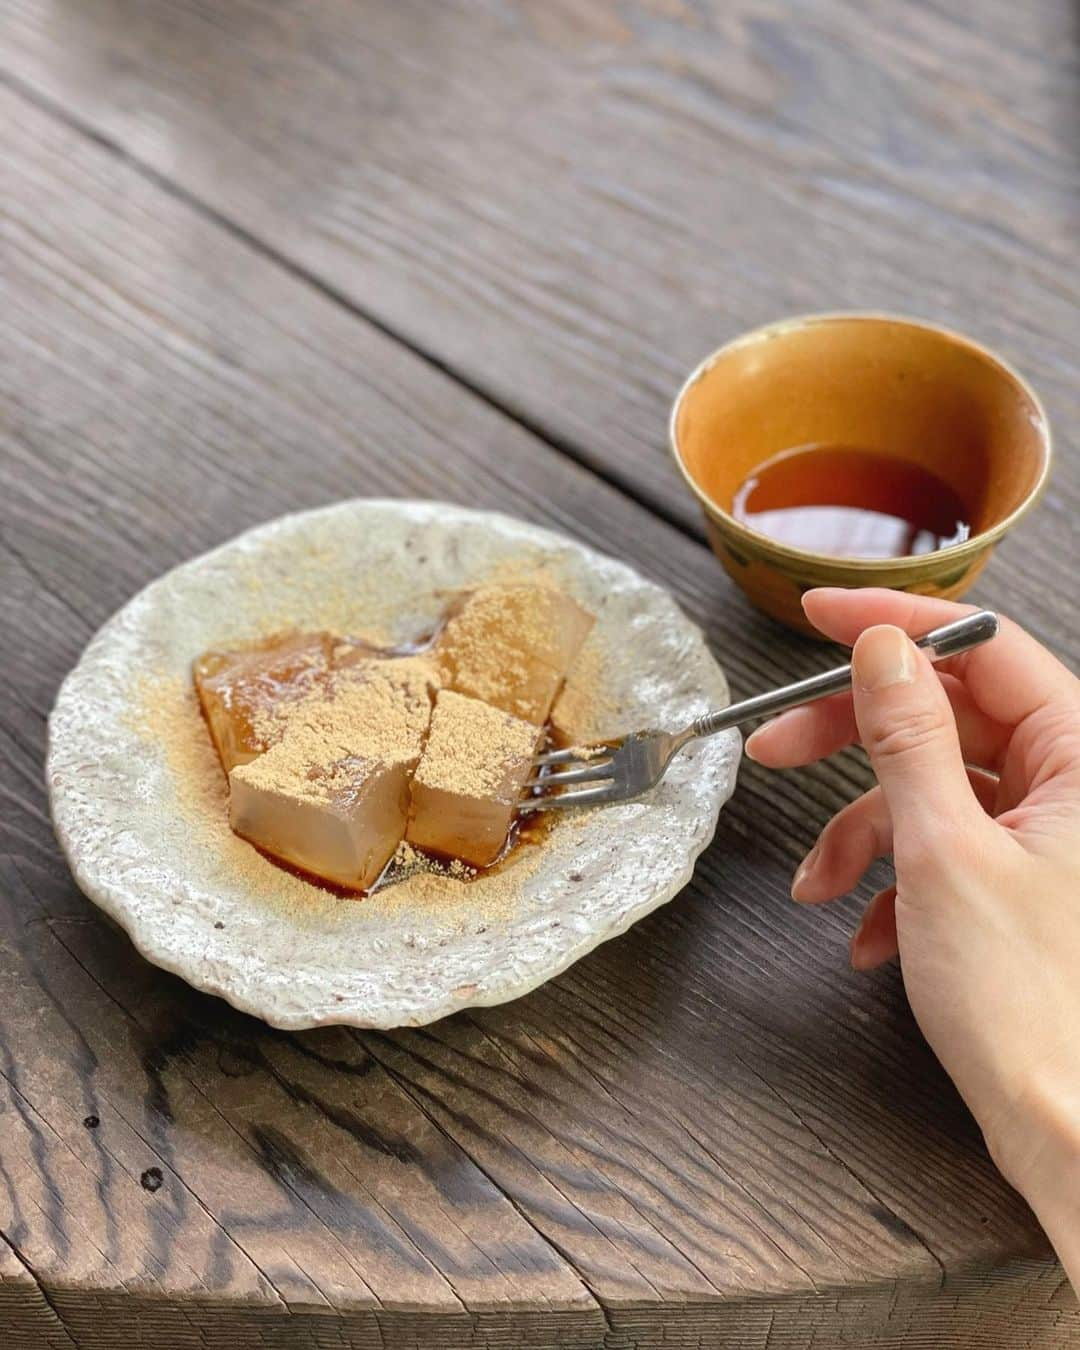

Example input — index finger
[802,588,1076,730]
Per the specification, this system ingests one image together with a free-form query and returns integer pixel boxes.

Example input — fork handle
[688,610,999,742]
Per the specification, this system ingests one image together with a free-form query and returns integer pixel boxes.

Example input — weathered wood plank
[1,69,1077,1348]
[0,1238,77,1350]
[2,0,1076,540]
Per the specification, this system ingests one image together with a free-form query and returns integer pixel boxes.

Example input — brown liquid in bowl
[732,445,972,559]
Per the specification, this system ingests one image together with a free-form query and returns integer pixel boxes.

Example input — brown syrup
[731,445,972,559]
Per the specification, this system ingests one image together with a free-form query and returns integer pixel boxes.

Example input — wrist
[986,1065,1080,1285]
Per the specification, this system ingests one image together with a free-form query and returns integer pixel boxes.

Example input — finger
[792,786,892,904]
[792,768,999,905]
[851,625,987,848]
[850,887,898,971]
[746,673,1011,771]
[998,701,1080,824]
[802,589,1075,731]
[745,692,859,768]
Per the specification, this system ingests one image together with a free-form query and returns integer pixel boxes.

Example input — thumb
[852,624,983,846]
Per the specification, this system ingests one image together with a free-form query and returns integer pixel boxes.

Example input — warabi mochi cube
[193,631,334,772]
[436,584,594,725]
[228,657,436,890]
[407,689,541,868]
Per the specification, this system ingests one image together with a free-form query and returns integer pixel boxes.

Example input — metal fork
[519,610,999,813]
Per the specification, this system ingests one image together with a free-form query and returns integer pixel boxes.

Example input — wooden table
[2,2,1078,1346]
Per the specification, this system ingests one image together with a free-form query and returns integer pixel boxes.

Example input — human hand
[746,589,1080,1287]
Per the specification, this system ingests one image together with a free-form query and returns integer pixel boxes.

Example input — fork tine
[524,761,614,789]
[532,742,617,767]
[518,785,620,813]
[531,747,584,767]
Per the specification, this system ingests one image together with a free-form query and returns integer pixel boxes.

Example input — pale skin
[745,588,1080,1290]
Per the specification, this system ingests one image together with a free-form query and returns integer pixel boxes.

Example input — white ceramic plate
[48,500,740,1029]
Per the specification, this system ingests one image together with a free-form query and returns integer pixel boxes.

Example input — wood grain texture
[1,0,1076,545]
[1,10,1079,1347]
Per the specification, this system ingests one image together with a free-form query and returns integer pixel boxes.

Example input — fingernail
[791,843,819,900]
[745,708,807,764]
[853,625,917,692]
[802,586,841,608]
[745,714,788,762]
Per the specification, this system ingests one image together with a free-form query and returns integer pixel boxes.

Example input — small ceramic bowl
[669,314,1051,633]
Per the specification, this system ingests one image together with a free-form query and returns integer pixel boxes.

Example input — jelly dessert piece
[193,632,334,773]
[435,584,594,725]
[230,750,411,891]
[228,658,436,890]
[406,689,541,868]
